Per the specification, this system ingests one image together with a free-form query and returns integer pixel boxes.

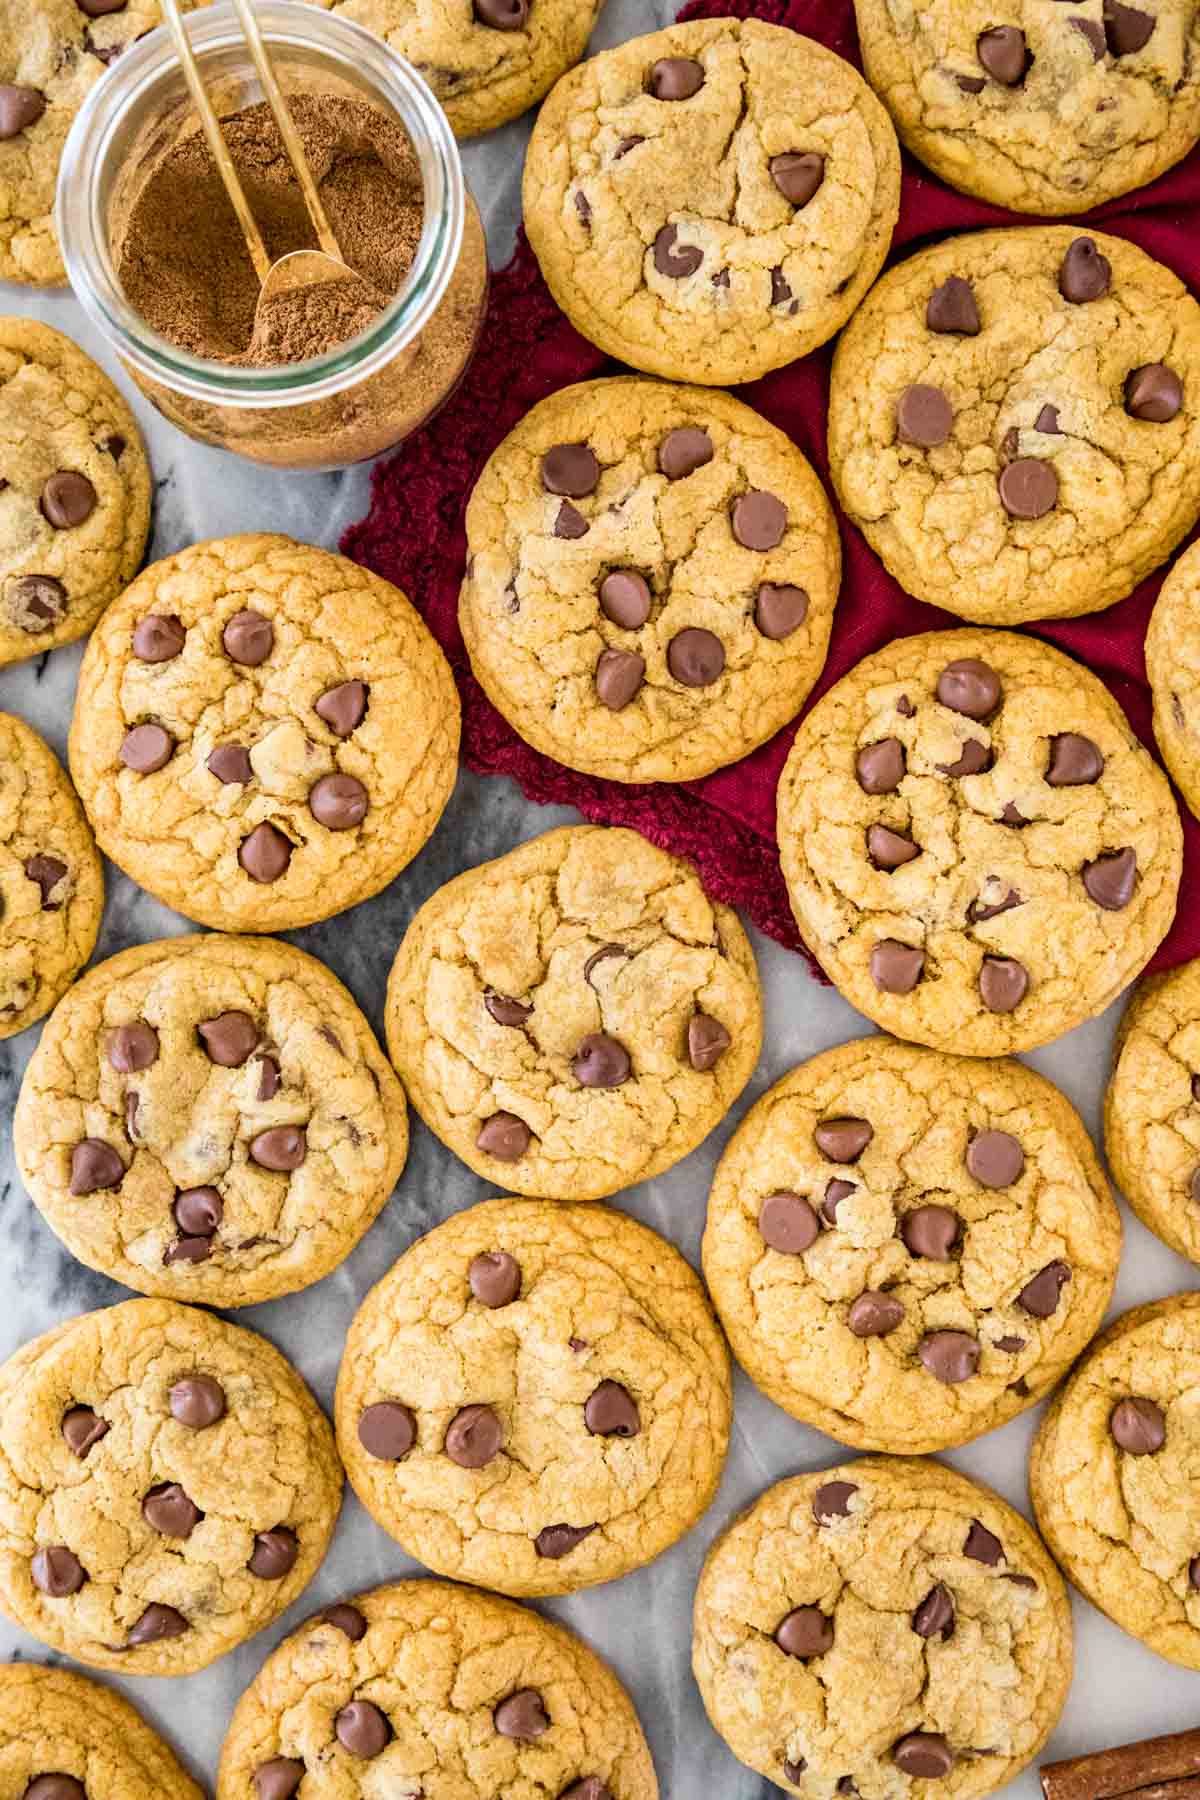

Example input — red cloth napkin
[342,0,1200,979]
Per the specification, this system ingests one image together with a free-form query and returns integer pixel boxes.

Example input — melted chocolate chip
[358,1401,416,1460]
[759,1192,820,1253]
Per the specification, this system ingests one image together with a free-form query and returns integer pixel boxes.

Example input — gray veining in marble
[0,1,1197,1793]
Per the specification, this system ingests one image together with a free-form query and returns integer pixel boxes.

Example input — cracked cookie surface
[703,1038,1120,1452]
[0,1660,204,1797]
[0,318,150,663]
[336,1196,731,1596]
[693,1457,1072,1800]
[299,0,604,137]
[854,0,1200,216]
[1030,1292,1200,1668]
[828,227,1200,624]
[1106,960,1200,1263]
[217,1577,658,1800]
[0,711,102,1040]
[522,19,901,385]
[13,933,408,1307]
[460,377,841,784]
[776,627,1182,1055]
[0,1297,342,1676]
[385,824,762,1199]
[1146,537,1200,820]
[68,533,460,933]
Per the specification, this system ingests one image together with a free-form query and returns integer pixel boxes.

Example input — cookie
[0,711,102,1040]
[0,319,151,663]
[68,533,460,933]
[0,1296,342,1676]
[1106,961,1200,1264]
[217,1577,658,1800]
[522,18,901,385]
[0,1661,204,1797]
[776,627,1182,1056]
[854,0,1200,216]
[459,377,841,784]
[300,0,604,137]
[693,1457,1072,1800]
[704,1038,1120,1452]
[1146,537,1200,821]
[1030,1292,1200,1668]
[385,823,762,1198]
[337,1195,731,1596]
[13,933,408,1307]
[828,227,1200,624]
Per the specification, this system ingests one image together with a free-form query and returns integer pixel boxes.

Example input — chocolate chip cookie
[0,1661,205,1797]
[522,18,901,385]
[0,711,103,1040]
[0,1296,341,1676]
[854,0,1200,216]
[1146,538,1200,821]
[776,628,1182,1055]
[828,227,1200,623]
[217,1577,658,1800]
[68,533,459,933]
[385,824,762,1198]
[300,0,604,137]
[337,1195,731,1596]
[13,933,408,1306]
[704,1037,1120,1452]
[0,318,151,663]
[1030,1292,1200,1668]
[1106,960,1200,1264]
[693,1457,1072,1800]
[459,377,841,783]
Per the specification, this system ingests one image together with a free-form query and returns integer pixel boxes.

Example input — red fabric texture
[342,0,1200,978]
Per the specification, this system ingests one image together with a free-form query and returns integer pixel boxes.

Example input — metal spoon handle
[230,0,343,264]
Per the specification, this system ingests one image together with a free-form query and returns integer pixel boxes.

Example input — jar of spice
[56,0,488,471]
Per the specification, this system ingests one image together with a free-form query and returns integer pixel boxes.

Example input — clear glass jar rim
[56,0,466,407]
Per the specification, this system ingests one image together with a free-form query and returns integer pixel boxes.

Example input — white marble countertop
[1,1,1197,1792]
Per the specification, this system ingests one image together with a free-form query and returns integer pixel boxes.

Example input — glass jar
[57,0,488,471]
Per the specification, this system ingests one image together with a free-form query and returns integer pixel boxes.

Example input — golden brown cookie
[776,628,1182,1055]
[336,1196,731,1595]
[460,377,841,783]
[523,18,901,384]
[1146,537,1200,821]
[0,1661,204,1797]
[704,1038,1120,1451]
[385,824,762,1198]
[1106,961,1200,1263]
[68,533,460,933]
[13,933,408,1306]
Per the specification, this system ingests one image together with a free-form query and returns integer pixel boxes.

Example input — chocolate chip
[0,85,45,137]
[1059,236,1111,303]
[867,823,921,870]
[815,1117,873,1163]
[8,574,66,630]
[315,680,369,736]
[996,1334,1026,1354]
[658,426,713,479]
[615,135,643,159]
[164,1235,213,1266]
[966,1130,1024,1187]
[108,1021,158,1074]
[120,723,174,774]
[654,223,703,278]
[1083,847,1137,910]
[688,1011,731,1071]
[321,1603,367,1639]
[336,1700,390,1759]
[938,738,992,777]
[584,944,628,985]
[256,1056,281,1101]
[956,71,986,91]
[199,1010,259,1067]
[755,583,809,639]
[359,1400,415,1460]
[979,955,1029,1012]
[208,743,253,785]
[976,25,1029,82]
[1071,16,1107,56]
[535,1522,597,1558]
[250,1126,306,1172]
[1035,404,1063,433]
[732,490,787,551]
[902,1205,961,1259]
[543,443,599,497]
[308,772,369,832]
[481,992,531,1034]
[667,627,725,687]
[239,823,293,884]
[170,1374,225,1429]
[495,1690,550,1741]
[759,1191,820,1253]
[585,1380,640,1437]
[968,885,1022,923]
[775,1606,834,1658]
[133,613,185,662]
[999,455,1059,519]
[596,646,646,710]
[102,433,127,458]
[1125,364,1183,422]
[1111,1394,1165,1453]
[937,659,1002,720]
[770,265,797,311]
[1191,1558,1200,1592]
[554,501,589,539]
[1104,0,1155,53]
[927,277,981,336]
[25,1777,87,1800]
[964,1519,1003,1564]
[69,1139,124,1195]
[444,1403,503,1469]
[847,1291,905,1337]
[1018,1261,1072,1317]
[222,608,273,666]
[62,1406,108,1457]
[477,1111,531,1160]
[25,855,68,909]
[127,1603,188,1645]
[1192,1167,1200,1203]
[78,0,131,11]
[897,385,954,448]
[894,1733,955,1778]
[857,739,906,793]
[648,56,704,99]
[913,1583,955,1639]
[823,1178,856,1224]
[174,1187,223,1236]
[574,190,591,226]
[31,1545,86,1596]
[41,471,97,529]
[920,1331,981,1383]
[248,1526,298,1580]
[784,1761,808,1783]
[599,569,651,629]
[126,1093,141,1140]
[561,1781,613,1800]
[770,150,825,206]
[1046,733,1103,785]
[142,1481,202,1538]
[870,940,925,994]
[813,1480,857,1523]
[252,1760,305,1800]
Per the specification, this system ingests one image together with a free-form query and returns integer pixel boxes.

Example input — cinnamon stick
[1042,1729,1200,1800]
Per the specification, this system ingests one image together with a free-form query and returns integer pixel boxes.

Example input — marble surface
[1,0,1198,1792]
